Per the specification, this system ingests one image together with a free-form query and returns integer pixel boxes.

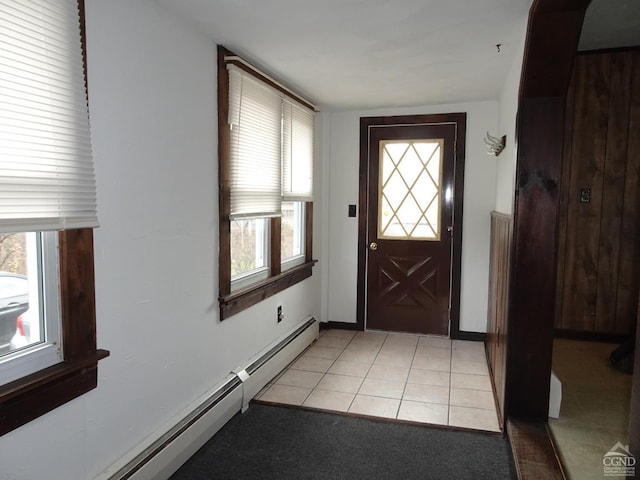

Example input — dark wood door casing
[366,124,455,335]
[357,113,466,338]
[506,0,592,422]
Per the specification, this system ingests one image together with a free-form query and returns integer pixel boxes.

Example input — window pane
[281,202,304,266]
[0,233,42,356]
[230,218,269,279]
[378,139,443,240]
[0,231,63,387]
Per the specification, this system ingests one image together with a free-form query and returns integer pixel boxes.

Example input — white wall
[495,20,528,214]
[0,1,527,477]
[324,102,498,333]
[0,1,318,479]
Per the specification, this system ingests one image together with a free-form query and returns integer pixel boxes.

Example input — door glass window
[378,139,443,240]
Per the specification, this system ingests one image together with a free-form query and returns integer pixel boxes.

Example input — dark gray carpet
[171,404,516,480]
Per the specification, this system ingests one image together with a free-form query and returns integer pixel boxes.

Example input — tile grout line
[394,336,419,420]
[351,332,387,414]
[272,331,500,430]
[309,330,356,409]
[342,331,363,413]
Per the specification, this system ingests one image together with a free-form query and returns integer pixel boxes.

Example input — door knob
[369,242,378,251]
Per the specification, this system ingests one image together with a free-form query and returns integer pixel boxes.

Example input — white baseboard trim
[96,316,318,480]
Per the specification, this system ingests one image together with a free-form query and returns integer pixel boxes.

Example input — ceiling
[153,0,639,111]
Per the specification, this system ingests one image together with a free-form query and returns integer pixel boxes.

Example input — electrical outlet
[277,305,283,323]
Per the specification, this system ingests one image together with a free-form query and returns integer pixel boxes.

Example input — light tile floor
[549,339,632,480]
[256,329,501,432]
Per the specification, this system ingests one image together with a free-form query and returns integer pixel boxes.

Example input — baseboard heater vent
[101,316,318,480]
[234,316,318,411]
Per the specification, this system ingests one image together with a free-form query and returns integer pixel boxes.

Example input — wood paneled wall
[631,293,640,459]
[555,49,640,335]
[486,211,512,426]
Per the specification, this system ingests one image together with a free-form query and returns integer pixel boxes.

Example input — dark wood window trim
[0,229,109,436]
[0,1,109,437]
[217,46,316,320]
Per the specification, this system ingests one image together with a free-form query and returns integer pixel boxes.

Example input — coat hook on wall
[484,132,506,156]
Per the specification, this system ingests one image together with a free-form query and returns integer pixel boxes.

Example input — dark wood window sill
[0,349,109,436]
[220,260,317,320]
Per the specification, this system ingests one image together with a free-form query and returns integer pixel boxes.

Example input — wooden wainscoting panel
[487,211,512,427]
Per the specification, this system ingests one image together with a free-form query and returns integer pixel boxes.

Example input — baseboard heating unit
[99,316,318,480]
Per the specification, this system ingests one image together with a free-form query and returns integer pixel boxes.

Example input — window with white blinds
[282,100,314,202]
[0,0,97,233]
[227,64,314,219]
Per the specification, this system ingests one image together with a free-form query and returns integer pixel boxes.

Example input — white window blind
[282,100,313,201]
[0,0,97,232]
[228,66,282,219]
[227,64,314,219]
[0,0,98,233]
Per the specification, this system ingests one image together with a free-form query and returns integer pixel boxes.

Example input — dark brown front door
[359,115,465,336]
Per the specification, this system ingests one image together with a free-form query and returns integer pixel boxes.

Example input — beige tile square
[449,405,500,432]
[302,389,355,412]
[415,345,452,359]
[314,335,351,349]
[304,345,343,360]
[290,355,334,373]
[397,400,449,425]
[452,348,486,363]
[418,336,451,350]
[275,369,324,389]
[358,378,405,399]
[366,364,410,382]
[373,350,414,368]
[328,360,371,378]
[452,339,485,351]
[321,329,356,340]
[451,373,492,391]
[267,368,287,384]
[349,395,400,418]
[379,344,416,356]
[316,374,363,394]
[407,369,450,387]
[383,333,419,348]
[353,331,387,344]
[339,349,378,364]
[403,383,450,405]
[411,355,451,372]
[451,358,489,376]
[344,343,381,355]
[450,388,496,410]
[255,383,272,399]
[258,384,311,406]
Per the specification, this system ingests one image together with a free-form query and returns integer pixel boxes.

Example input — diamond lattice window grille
[378,139,443,240]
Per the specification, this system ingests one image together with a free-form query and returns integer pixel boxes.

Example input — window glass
[230,218,269,286]
[281,202,305,268]
[218,47,315,317]
[378,139,443,240]
[0,232,61,385]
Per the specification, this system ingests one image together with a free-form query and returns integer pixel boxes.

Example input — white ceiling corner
[152,0,638,111]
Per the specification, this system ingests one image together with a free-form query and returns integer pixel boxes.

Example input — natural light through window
[378,140,443,240]
[0,231,61,385]
[281,201,305,270]
[230,218,269,289]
